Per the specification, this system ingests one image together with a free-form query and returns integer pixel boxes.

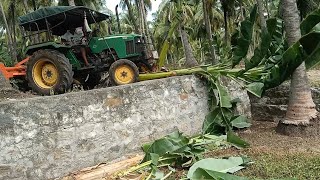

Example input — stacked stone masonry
[0,75,251,179]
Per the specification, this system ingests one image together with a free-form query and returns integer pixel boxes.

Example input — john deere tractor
[18,6,154,95]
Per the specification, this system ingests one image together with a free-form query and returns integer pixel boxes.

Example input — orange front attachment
[0,57,29,80]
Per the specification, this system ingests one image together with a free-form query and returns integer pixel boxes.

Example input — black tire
[26,49,73,95]
[109,59,139,85]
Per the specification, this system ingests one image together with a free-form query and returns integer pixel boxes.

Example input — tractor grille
[126,40,135,55]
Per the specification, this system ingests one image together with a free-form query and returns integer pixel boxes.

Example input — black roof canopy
[18,6,110,35]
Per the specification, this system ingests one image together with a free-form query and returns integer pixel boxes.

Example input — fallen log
[62,155,144,180]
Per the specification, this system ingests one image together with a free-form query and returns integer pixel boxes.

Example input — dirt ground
[239,121,320,153]
[205,121,320,179]
[117,121,320,180]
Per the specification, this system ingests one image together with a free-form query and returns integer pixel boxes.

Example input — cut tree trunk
[63,155,144,180]
[202,0,218,65]
[276,0,318,136]
[179,24,199,68]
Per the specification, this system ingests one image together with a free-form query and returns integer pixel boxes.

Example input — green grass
[237,151,320,180]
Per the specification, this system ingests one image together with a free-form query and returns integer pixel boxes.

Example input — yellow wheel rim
[114,65,134,84]
[32,59,58,89]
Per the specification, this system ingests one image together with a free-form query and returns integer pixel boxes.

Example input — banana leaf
[244,18,280,70]
[187,157,250,179]
[158,21,179,68]
[264,29,320,89]
[232,5,258,66]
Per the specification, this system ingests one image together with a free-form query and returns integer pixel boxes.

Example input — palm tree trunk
[68,0,76,6]
[179,24,198,68]
[0,1,14,63]
[257,0,267,29]
[140,0,153,51]
[139,0,147,35]
[124,0,139,34]
[276,0,318,136]
[202,0,218,65]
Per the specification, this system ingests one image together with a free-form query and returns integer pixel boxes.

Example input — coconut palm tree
[157,0,198,68]
[121,0,139,33]
[276,0,318,135]
[202,0,218,64]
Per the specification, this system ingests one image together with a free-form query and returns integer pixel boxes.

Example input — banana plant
[140,6,320,136]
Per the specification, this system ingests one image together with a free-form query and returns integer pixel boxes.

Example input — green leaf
[245,28,272,70]
[158,21,178,68]
[187,157,248,179]
[231,116,251,129]
[202,108,223,134]
[216,81,232,108]
[190,168,249,180]
[158,40,170,68]
[153,170,164,180]
[232,5,257,66]
[142,131,189,162]
[300,9,320,35]
[246,82,264,97]
[227,131,250,148]
[150,153,160,166]
[305,40,320,69]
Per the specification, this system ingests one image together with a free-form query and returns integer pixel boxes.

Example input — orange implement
[0,57,29,80]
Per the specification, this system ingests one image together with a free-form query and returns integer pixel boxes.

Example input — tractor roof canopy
[18,6,110,35]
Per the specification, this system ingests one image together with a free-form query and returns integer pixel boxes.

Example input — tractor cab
[17,6,154,95]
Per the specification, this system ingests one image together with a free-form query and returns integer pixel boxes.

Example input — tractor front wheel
[109,59,139,85]
[27,50,73,95]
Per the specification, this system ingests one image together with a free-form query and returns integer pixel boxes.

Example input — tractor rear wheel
[109,59,139,85]
[27,50,73,95]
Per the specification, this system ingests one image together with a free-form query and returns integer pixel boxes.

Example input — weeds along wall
[0,75,250,179]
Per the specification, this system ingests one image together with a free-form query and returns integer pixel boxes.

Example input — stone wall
[250,83,320,122]
[0,75,251,179]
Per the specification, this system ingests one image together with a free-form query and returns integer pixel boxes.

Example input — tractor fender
[25,42,71,55]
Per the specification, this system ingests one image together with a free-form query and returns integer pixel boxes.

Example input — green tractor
[18,6,155,95]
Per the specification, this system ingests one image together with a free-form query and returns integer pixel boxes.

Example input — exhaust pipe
[115,5,121,34]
